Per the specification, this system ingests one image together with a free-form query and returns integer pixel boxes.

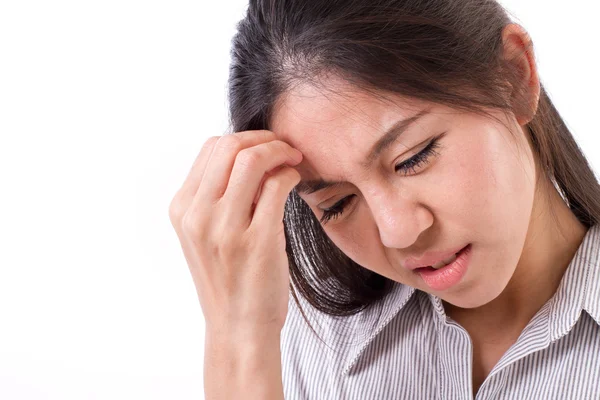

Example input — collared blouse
[281,224,600,399]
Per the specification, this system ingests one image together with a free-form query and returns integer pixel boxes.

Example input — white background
[0,1,598,399]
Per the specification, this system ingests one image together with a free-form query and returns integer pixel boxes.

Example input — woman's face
[270,78,537,309]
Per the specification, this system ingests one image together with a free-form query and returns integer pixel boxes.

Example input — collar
[341,282,416,375]
[340,224,600,375]
[549,223,600,341]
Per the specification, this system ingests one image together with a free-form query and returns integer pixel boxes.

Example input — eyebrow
[294,108,431,196]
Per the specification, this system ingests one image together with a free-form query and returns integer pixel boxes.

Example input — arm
[168,131,301,400]
[204,330,284,400]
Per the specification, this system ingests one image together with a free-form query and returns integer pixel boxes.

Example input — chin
[440,284,504,309]
[443,296,490,309]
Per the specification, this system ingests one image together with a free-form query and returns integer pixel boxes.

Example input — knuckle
[203,136,220,149]
[168,199,185,225]
[262,175,285,192]
[216,134,243,153]
[257,130,277,142]
[181,211,207,239]
[236,148,263,169]
[273,139,291,152]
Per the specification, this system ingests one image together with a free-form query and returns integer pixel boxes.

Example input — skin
[269,24,588,394]
[169,23,588,399]
[169,130,302,400]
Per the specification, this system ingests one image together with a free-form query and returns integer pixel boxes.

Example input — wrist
[204,329,284,400]
[206,323,282,344]
[205,328,281,363]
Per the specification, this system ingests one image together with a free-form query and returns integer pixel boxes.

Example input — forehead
[269,77,432,179]
[271,78,427,139]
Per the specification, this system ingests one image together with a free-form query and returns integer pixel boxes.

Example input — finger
[170,136,220,227]
[179,137,220,202]
[249,166,301,235]
[197,130,278,204]
[220,140,303,227]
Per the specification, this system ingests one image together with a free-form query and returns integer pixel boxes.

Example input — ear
[501,23,541,126]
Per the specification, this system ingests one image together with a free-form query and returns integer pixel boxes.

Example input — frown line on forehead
[294,108,431,196]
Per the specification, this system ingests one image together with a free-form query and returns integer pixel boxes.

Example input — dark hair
[226,0,600,337]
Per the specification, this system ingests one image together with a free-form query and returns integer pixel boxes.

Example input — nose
[366,186,434,249]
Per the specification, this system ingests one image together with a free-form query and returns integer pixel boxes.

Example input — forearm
[204,330,284,400]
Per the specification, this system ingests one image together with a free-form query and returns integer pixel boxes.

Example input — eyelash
[319,136,442,225]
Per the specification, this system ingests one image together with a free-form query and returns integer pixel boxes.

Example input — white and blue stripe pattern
[281,224,600,399]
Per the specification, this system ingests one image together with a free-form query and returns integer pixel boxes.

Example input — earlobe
[501,23,541,126]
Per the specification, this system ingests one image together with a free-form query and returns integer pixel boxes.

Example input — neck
[444,174,588,338]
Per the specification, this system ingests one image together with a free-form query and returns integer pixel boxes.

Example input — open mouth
[416,244,470,272]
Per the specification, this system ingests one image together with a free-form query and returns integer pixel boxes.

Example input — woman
[169,0,600,398]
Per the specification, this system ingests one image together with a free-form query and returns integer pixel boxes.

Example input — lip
[416,244,472,291]
[403,244,470,270]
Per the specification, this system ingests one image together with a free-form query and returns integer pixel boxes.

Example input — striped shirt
[280,224,600,399]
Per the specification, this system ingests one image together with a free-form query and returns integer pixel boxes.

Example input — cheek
[322,218,389,273]
[437,132,535,235]
[414,140,492,223]
[325,224,370,262]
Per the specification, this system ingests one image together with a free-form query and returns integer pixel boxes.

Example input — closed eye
[319,195,357,224]
[319,134,444,225]
[394,135,442,175]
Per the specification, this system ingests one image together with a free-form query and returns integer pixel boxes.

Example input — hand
[168,130,303,336]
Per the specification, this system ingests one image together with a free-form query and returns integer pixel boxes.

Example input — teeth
[430,253,458,270]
